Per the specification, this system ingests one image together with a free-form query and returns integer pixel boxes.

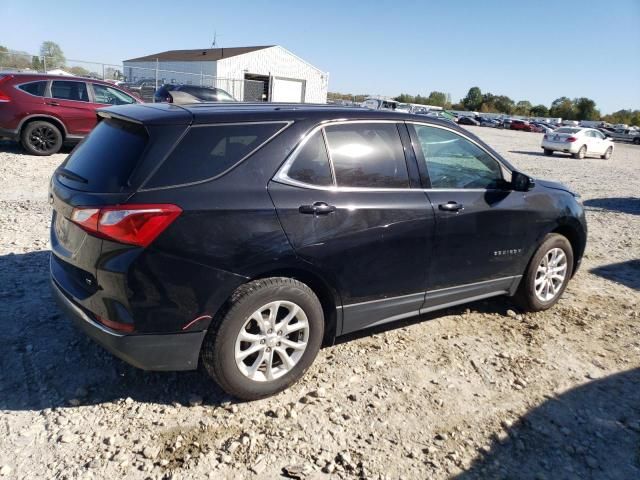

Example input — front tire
[201,278,324,400]
[572,145,587,159]
[514,234,574,312]
[20,121,63,156]
[543,148,554,156]
[601,147,613,160]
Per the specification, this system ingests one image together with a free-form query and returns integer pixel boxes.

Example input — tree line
[0,41,123,80]
[329,86,639,126]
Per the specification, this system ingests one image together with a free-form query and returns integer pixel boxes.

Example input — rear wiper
[56,168,88,184]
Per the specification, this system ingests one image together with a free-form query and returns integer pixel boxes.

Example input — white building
[123,45,328,103]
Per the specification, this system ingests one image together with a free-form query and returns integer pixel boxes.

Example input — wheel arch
[550,221,586,276]
[19,114,68,139]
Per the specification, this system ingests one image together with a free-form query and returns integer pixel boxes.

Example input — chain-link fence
[0,51,266,102]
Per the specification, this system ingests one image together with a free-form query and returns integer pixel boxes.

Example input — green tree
[39,41,65,69]
[31,56,42,71]
[530,104,549,117]
[68,65,90,76]
[493,95,515,114]
[549,97,576,120]
[426,91,449,107]
[514,100,532,116]
[573,97,600,121]
[462,86,483,111]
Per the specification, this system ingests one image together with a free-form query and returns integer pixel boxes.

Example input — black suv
[50,104,587,400]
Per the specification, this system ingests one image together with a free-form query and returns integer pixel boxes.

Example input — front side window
[285,131,333,186]
[146,122,287,188]
[51,81,89,102]
[18,81,47,97]
[93,84,136,105]
[411,124,503,189]
[323,123,409,188]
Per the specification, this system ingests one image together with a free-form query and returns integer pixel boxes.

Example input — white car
[541,127,614,159]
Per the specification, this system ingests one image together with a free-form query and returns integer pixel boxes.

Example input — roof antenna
[211,29,217,48]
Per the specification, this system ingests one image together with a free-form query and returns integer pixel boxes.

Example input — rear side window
[145,123,286,188]
[51,81,89,102]
[285,132,333,186]
[58,119,148,192]
[324,123,409,188]
[19,81,47,97]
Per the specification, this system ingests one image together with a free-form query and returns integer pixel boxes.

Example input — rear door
[47,80,96,135]
[407,122,539,308]
[269,121,435,334]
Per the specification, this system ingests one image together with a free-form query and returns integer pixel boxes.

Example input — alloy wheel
[234,300,309,382]
[534,247,568,302]
[29,126,57,152]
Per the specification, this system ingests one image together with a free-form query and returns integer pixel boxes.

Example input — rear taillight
[70,204,182,247]
[543,134,549,140]
[0,75,12,102]
[567,136,577,142]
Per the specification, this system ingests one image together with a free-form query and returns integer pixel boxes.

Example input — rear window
[555,127,580,134]
[145,122,286,188]
[58,119,148,192]
[19,81,47,97]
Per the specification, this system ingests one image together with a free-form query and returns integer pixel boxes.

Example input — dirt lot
[0,127,639,480]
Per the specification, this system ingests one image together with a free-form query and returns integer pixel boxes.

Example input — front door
[47,80,95,135]
[269,121,435,334]
[407,123,539,308]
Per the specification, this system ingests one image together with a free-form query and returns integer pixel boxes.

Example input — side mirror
[511,171,535,192]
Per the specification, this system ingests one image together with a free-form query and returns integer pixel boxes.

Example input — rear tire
[601,147,613,160]
[633,137,640,145]
[514,233,574,312]
[201,277,324,400]
[572,145,587,159]
[20,121,63,156]
[543,149,553,156]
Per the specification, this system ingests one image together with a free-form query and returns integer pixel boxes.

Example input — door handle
[438,201,464,212]
[299,202,336,215]
[46,101,60,106]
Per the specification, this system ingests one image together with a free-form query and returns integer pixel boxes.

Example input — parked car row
[0,72,237,155]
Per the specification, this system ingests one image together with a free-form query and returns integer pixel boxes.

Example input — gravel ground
[0,128,639,480]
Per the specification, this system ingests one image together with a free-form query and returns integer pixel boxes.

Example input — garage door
[271,77,305,102]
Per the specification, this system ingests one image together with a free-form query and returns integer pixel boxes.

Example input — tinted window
[556,127,580,134]
[324,123,409,188]
[19,81,47,96]
[285,132,332,186]
[411,125,503,189]
[59,119,148,192]
[146,123,286,188]
[51,81,89,102]
[93,84,136,105]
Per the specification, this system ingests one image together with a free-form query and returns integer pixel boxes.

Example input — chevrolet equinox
[50,103,587,400]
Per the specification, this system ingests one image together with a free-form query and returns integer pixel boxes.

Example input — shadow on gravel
[0,250,231,412]
[584,197,640,216]
[590,259,640,291]
[0,140,74,155]
[0,250,525,412]
[455,368,640,480]
[509,150,576,159]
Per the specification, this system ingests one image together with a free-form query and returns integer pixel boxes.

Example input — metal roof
[124,46,274,63]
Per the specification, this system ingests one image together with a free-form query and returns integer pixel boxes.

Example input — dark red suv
[509,119,533,132]
[0,73,141,155]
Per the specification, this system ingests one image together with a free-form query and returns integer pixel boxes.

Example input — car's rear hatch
[50,105,192,325]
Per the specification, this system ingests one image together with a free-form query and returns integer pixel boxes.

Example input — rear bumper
[51,279,206,371]
[541,141,577,153]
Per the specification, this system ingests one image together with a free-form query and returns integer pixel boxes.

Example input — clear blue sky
[2,0,639,113]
